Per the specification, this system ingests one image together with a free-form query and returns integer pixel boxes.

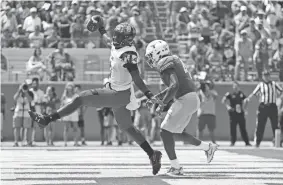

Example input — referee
[222,81,251,146]
[246,71,283,147]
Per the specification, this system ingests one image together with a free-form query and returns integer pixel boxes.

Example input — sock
[140,141,154,157]
[170,159,181,169]
[160,129,177,160]
[46,112,60,122]
[199,141,210,151]
[81,138,85,142]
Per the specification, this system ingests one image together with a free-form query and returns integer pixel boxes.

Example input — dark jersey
[224,91,246,113]
[157,55,196,99]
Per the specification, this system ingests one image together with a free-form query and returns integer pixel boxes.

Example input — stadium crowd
[2,0,283,82]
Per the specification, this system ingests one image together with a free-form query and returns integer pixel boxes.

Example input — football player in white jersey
[145,40,218,175]
[28,16,163,175]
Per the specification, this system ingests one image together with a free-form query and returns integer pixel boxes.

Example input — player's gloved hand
[156,104,165,117]
[86,15,104,32]
[150,96,165,107]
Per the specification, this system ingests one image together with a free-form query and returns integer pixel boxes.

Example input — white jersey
[109,45,138,91]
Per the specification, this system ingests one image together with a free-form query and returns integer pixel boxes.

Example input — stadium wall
[1,82,276,141]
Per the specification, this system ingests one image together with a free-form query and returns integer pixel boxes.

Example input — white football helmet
[145,40,170,68]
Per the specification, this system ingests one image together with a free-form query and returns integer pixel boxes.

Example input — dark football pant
[229,112,249,145]
[255,103,278,145]
[60,85,133,131]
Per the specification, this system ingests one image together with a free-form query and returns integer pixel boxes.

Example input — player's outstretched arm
[121,51,155,100]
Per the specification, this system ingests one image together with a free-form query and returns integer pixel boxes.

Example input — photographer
[13,83,34,147]
[197,81,218,144]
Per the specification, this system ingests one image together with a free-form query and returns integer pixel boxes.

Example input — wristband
[144,91,154,99]
[99,27,107,36]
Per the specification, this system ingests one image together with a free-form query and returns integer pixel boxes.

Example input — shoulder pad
[156,55,176,72]
[120,51,138,64]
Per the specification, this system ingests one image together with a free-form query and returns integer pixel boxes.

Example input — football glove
[86,15,104,32]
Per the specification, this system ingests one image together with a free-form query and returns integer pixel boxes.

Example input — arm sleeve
[275,82,283,93]
[241,91,247,100]
[224,92,230,100]
[252,83,261,96]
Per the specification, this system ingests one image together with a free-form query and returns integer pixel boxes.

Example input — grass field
[1,141,283,185]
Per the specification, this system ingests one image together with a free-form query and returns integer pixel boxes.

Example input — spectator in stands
[13,24,27,48]
[55,7,72,48]
[208,44,224,81]
[70,15,85,48]
[138,1,153,27]
[129,8,146,39]
[235,30,253,81]
[43,86,59,146]
[245,18,261,48]
[42,9,54,40]
[46,29,60,48]
[48,42,75,81]
[1,6,18,47]
[187,13,201,41]
[256,19,270,39]
[13,83,34,147]
[189,37,210,72]
[119,4,131,23]
[23,7,41,34]
[75,85,87,145]
[1,93,6,142]
[61,82,79,147]
[210,1,229,26]
[253,36,272,80]
[273,39,283,81]
[234,6,249,35]
[68,0,80,19]
[30,77,45,146]
[199,8,212,44]
[177,7,190,27]
[270,29,279,57]
[105,7,119,38]
[28,25,44,48]
[16,2,31,25]
[26,48,50,80]
[212,22,234,51]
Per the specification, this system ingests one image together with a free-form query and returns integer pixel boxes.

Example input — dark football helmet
[112,23,136,49]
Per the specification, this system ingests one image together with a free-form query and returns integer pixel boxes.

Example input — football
[86,15,104,32]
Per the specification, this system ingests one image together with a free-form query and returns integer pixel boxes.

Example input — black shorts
[78,120,85,128]
[198,114,216,132]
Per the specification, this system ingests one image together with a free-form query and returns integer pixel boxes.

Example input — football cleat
[166,167,184,175]
[149,150,162,175]
[28,110,50,128]
[205,143,218,163]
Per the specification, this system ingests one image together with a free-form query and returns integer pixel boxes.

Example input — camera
[22,84,28,91]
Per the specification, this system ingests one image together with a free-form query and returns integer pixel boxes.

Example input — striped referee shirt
[252,81,283,104]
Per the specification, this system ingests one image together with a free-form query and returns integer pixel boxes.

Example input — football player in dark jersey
[145,40,218,175]
[28,16,163,175]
